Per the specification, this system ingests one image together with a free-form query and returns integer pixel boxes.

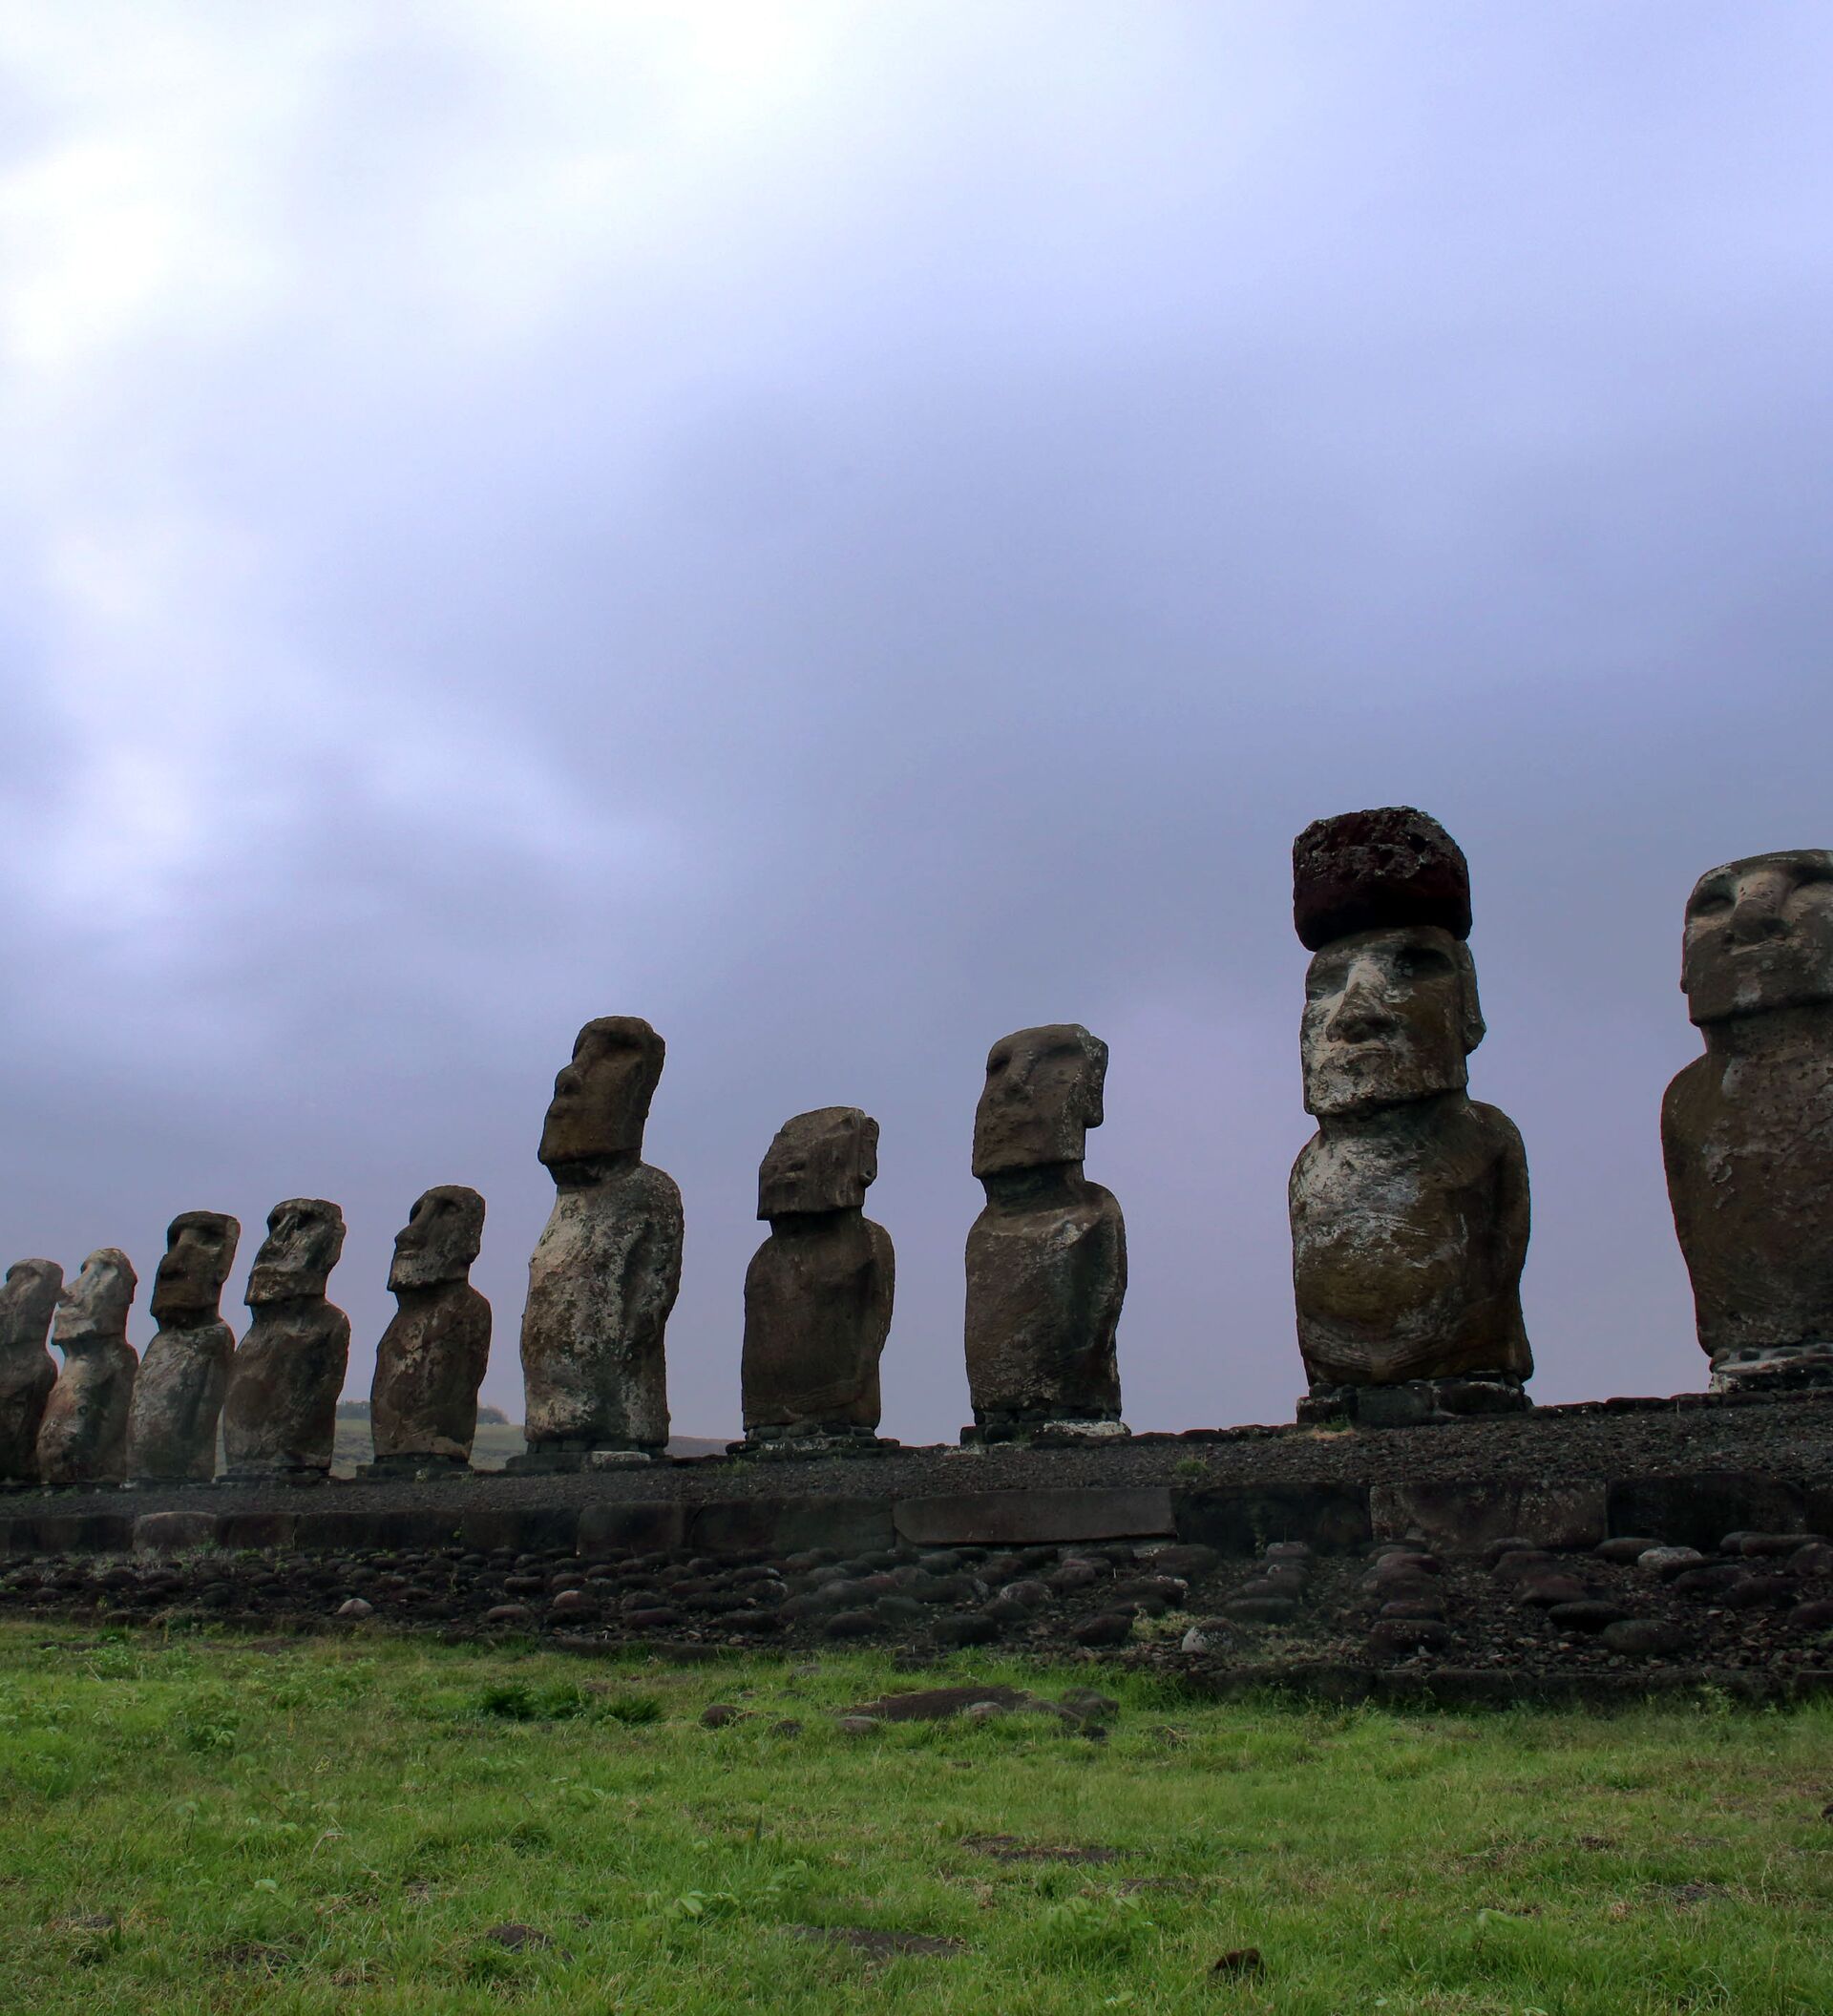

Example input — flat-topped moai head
[246,1200,345,1307]
[538,1017,664,1177]
[54,1249,138,1345]
[1680,850,1833,1028]
[972,1025,1107,1179]
[389,1186,485,1292]
[1,1260,64,1351]
[758,1107,878,1219]
[151,1212,240,1326]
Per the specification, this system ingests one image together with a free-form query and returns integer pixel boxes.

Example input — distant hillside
[335,1400,510,1425]
[327,1418,729,1475]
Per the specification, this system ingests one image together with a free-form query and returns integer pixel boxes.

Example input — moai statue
[963,1024,1127,1441]
[221,1199,349,1479]
[515,1018,682,1469]
[368,1186,492,1469]
[126,1212,241,1481]
[1663,850,1833,1392]
[36,1249,139,1484]
[740,1108,895,1454]
[1290,807,1531,1425]
[0,1260,63,1484]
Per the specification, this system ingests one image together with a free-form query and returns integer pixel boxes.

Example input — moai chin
[962,1023,1127,1442]
[126,1211,241,1482]
[514,1018,682,1470]
[221,1199,350,1478]
[36,1249,139,1484]
[1289,808,1531,1426]
[0,1260,63,1484]
[368,1186,492,1470]
[740,1107,895,1454]
[1662,849,1833,1391]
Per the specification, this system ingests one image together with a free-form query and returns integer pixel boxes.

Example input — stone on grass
[336,1597,373,1619]
[1071,1611,1134,1648]
[1599,1619,1687,1656]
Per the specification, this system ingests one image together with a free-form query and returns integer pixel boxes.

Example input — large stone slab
[1608,1471,1806,1551]
[577,1501,691,1557]
[893,1487,1172,1547]
[1370,1478,1606,1551]
[133,1511,221,1552]
[692,1496,895,1557]
[1172,1483,1370,1555]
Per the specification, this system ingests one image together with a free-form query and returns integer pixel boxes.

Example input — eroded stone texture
[221,1200,349,1478]
[518,1018,681,1459]
[1663,850,1833,1390]
[964,1025,1126,1438]
[0,1260,62,1482]
[125,1211,240,1481]
[370,1186,491,1465]
[37,1249,138,1484]
[1290,810,1531,1418]
[742,1108,894,1448]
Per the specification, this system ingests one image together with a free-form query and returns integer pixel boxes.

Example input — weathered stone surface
[1291,809,1530,1399]
[1662,850,1833,1390]
[134,1511,221,1552]
[743,1109,893,1441]
[577,1501,691,1557]
[1608,1471,1806,1553]
[0,1259,61,1482]
[692,1496,895,1557]
[1370,1479,1606,1552]
[126,1210,240,1482]
[964,1025,1126,1433]
[370,1186,491,1464]
[1293,805,1472,953]
[519,1018,681,1454]
[221,1200,350,1478]
[1173,1482,1371,1556]
[893,1487,1172,1547]
[37,1250,138,1485]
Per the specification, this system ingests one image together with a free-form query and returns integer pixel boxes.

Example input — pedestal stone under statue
[1663,849,1833,1392]
[369,1186,491,1469]
[1290,807,1531,1425]
[126,1211,241,1481]
[36,1249,139,1484]
[515,1018,682,1468]
[0,1260,63,1483]
[221,1200,349,1479]
[963,1023,1127,1441]
[740,1107,894,1453]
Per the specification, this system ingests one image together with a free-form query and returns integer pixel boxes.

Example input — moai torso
[221,1200,349,1476]
[371,1186,493,1462]
[519,1018,681,1451]
[742,1108,894,1437]
[37,1250,138,1484]
[1288,808,1531,1405]
[1662,851,1833,1380]
[0,1261,63,1482]
[962,1025,1127,1431]
[127,1211,240,1481]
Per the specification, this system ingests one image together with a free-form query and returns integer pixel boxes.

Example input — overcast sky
[3,4,1829,1441]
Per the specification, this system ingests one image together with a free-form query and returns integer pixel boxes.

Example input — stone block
[1172,1483,1369,1556]
[216,1511,298,1551]
[457,1504,579,1555]
[1608,1472,1805,1553]
[692,1497,895,1557]
[1369,1478,1606,1552]
[892,1487,1173,1548]
[24,1513,136,1555]
[577,1502,691,1557]
[293,1508,464,1555]
[133,1511,221,1552]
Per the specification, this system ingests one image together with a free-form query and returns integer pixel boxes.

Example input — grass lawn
[1,1622,1829,2013]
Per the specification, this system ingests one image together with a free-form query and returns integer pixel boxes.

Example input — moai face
[245,1199,346,1307]
[538,1018,664,1171]
[150,1212,241,1323]
[53,1249,137,1344]
[389,1186,486,1291]
[972,1025,1108,1179]
[0,1260,63,1345]
[756,1108,878,1219]
[1301,924,1484,1118]
[1680,850,1833,1026]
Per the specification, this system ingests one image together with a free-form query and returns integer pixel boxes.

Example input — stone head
[389,1185,486,1291]
[0,1259,63,1347]
[538,1017,665,1172]
[973,1024,1108,1179]
[245,1199,345,1307]
[1680,850,1833,1026]
[1301,924,1484,1118]
[53,1249,137,1345]
[757,1107,878,1219]
[151,1211,241,1324]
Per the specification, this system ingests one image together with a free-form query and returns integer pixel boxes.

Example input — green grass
[1,1622,1829,2013]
